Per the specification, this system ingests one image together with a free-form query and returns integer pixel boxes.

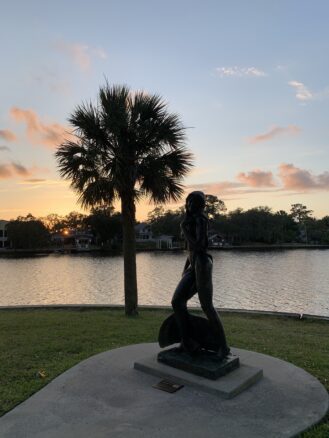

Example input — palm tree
[55,83,193,315]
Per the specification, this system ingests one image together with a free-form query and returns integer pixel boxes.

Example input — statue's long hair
[185,191,207,219]
[184,191,209,249]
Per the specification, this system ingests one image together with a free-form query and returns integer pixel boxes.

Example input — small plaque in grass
[157,348,239,380]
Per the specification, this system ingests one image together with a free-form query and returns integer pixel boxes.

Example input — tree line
[5,206,121,250]
[147,197,329,245]
[5,197,329,250]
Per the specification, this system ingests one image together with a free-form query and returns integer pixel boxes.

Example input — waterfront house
[51,229,95,251]
[155,234,174,249]
[135,223,153,242]
[208,233,226,247]
[0,220,9,249]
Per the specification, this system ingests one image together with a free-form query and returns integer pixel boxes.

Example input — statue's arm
[195,216,207,245]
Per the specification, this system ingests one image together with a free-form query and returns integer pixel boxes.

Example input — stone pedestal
[134,350,262,399]
[157,348,240,380]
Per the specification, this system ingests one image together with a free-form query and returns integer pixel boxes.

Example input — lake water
[0,250,328,317]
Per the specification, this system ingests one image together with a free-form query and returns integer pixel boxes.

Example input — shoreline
[1,304,328,321]
[1,243,329,256]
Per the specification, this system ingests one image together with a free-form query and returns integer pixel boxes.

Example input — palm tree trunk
[121,193,138,316]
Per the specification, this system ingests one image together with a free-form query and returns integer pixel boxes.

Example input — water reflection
[0,250,328,316]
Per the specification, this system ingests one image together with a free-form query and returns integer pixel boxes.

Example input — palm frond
[138,147,193,203]
[99,83,130,138]
[129,93,186,157]
[69,102,105,144]
[76,178,117,209]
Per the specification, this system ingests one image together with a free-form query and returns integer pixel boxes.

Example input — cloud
[19,178,66,185]
[0,162,30,179]
[22,178,47,183]
[237,170,275,187]
[0,129,17,142]
[0,146,10,152]
[216,66,266,78]
[288,81,313,101]
[93,47,107,59]
[248,125,301,144]
[278,163,329,191]
[17,178,69,191]
[11,162,31,176]
[10,107,73,149]
[275,65,287,71]
[0,164,12,179]
[181,161,329,204]
[188,181,243,193]
[0,162,48,180]
[185,163,329,200]
[55,41,108,72]
[186,180,277,199]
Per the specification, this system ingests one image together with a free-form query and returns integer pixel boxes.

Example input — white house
[0,220,9,249]
[135,223,153,242]
[155,234,174,249]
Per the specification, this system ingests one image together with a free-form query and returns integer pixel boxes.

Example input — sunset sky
[1,0,329,220]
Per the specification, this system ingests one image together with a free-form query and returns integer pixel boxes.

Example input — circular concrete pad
[0,343,327,438]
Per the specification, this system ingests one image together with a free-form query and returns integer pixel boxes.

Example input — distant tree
[273,210,297,243]
[147,206,165,223]
[16,213,36,222]
[86,206,122,246]
[290,204,313,223]
[64,211,88,230]
[40,214,66,233]
[7,217,50,249]
[204,195,226,220]
[290,204,313,243]
[319,216,329,244]
[147,207,183,239]
[216,206,298,244]
[224,208,244,244]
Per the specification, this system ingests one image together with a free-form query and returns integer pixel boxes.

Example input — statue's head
[186,191,206,214]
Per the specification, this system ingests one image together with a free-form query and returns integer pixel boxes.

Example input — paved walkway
[0,343,328,437]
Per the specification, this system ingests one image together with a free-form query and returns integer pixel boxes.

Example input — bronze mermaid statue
[158,191,230,359]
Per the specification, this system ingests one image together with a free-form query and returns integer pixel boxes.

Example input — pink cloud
[0,129,17,142]
[0,164,12,179]
[186,180,277,199]
[278,163,329,191]
[186,163,329,200]
[237,170,275,187]
[56,41,90,71]
[10,107,73,149]
[188,181,242,193]
[55,41,108,72]
[0,162,47,180]
[248,125,301,144]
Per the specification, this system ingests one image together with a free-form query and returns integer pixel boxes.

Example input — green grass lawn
[0,308,328,436]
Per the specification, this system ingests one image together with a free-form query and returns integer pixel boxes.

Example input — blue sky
[1,0,329,219]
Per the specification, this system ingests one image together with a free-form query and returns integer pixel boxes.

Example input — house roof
[135,223,151,232]
[0,220,9,229]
